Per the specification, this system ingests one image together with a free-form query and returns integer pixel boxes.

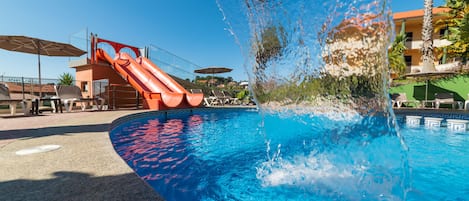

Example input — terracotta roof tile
[4,82,55,93]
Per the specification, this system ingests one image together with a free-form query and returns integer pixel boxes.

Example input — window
[81,81,89,92]
[405,32,413,41]
[404,56,412,67]
[439,56,448,64]
[439,28,448,37]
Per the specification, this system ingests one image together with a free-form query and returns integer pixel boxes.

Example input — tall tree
[422,0,436,72]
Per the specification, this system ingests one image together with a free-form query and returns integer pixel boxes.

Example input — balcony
[409,61,461,73]
[405,39,452,50]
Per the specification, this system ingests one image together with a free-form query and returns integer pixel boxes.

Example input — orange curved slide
[136,57,204,107]
[96,49,184,109]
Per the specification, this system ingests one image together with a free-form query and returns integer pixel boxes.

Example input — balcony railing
[405,39,452,49]
[409,61,464,73]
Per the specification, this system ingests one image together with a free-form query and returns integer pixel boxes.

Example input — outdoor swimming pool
[110,108,469,201]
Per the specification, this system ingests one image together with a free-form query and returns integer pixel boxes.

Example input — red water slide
[136,56,203,107]
[96,48,187,109]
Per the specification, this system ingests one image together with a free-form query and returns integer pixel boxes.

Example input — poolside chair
[393,93,420,108]
[54,85,104,112]
[464,94,469,110]
[434,93,460,109]
[0,83,30,115]
[222,90,240,105]
[390,93,399,107]
[211,90,231,106]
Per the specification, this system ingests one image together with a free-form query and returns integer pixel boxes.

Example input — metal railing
[109,84,142,110]
[147,44,200,82]
[69,30,204,82]
[0,75,92,98]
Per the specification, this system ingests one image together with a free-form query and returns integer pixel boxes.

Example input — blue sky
[0,0,446,82]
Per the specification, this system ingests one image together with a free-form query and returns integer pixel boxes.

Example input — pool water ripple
[110,110,469,201]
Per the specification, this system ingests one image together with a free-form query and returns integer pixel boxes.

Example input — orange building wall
[73,62,141,109]
[75,65,93,98]
[393,8,450,69]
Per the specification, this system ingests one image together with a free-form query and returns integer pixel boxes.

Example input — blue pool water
[110,109,469,201]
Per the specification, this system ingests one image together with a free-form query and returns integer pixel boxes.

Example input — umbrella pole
[22,77,25,100]
[211,73,214,88]
[37,41,42,98]
[425,79,429,102]
[38,52,42,98]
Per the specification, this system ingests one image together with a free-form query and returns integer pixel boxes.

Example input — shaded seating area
[54,85,104,112]
[210,90,240,106]
[0,83,31,115]
[190,89,243,107]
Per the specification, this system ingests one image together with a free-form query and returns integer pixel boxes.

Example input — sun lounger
[222,91,240,105]
[434,93,461,109]
[390,93,399,107]
[211,90,231,106]
[54,85,104,112]
[464,94,469,110]
[0,83,30,115]
[392,93,420,108]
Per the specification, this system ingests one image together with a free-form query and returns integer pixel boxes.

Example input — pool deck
[0,110,164,201]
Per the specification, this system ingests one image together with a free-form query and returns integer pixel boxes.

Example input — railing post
[21,77,25,100]
[112,85,116,110]
[106,83,110,111]
[136,91,140,109]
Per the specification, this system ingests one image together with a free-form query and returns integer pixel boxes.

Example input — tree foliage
[436,0,469,61]
[251,25,288,103]
[255,26,287,69]
[58,72,74,86]
[388,33,407,76]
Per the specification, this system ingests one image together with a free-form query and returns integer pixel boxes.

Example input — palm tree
[421,0,436,72]
[58,72,74,86]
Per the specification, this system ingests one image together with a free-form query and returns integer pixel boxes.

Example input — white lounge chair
[393,93,420,108]
[211,90,231,106]
[464,94,469,110]
[0,83,30,115]
[54,85,105,112]
[434,93,461,109]
[222,90,240,105]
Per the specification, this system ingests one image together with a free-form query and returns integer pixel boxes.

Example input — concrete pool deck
[0,110,164,201]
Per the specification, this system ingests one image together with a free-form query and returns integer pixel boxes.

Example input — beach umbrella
[404,71,456,105]
[194,67,232,87]
[0,35,87,97]
[194,67,233,74]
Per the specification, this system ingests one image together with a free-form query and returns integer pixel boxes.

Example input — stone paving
[0,110,163,201]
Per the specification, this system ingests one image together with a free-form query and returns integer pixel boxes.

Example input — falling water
[217,0,409,200]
